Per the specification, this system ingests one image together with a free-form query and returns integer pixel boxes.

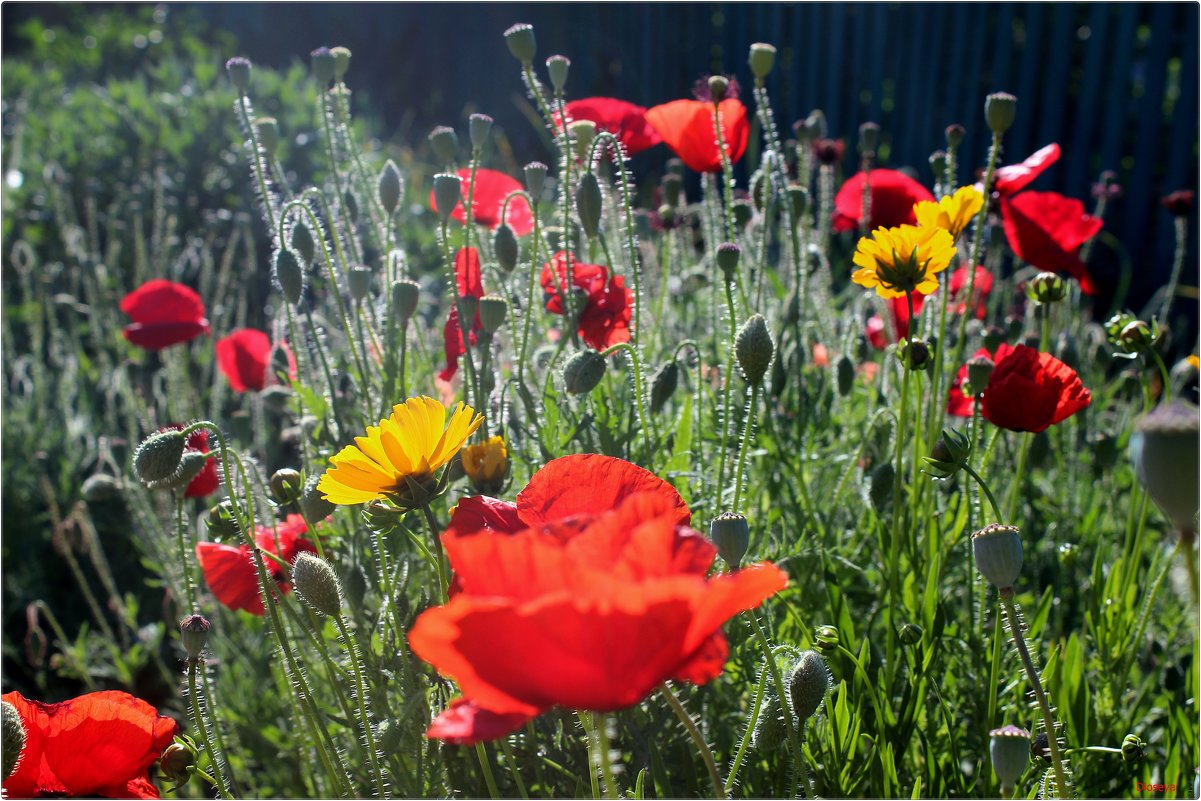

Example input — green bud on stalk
[433,173,462,223]
[378,160,403,215]
[546,55,571,92]
[736,314,774,387]
[788,650,831,722]
[985,92,1018,135]
[748,43,777,79]
[989,725,1031,794]
[274,248,304,305]
[292,553,343,617]
[494,224,519,273]
[3,700,26,780]
[179,614,211,661]
[469,113,493,150]
[972,524,1024,590]
[392,279,420,323]
[649,361,680,413]
[133,430,187,484]
[709,512,750,569]
[428,126,459,165]
[524,162,548,197]
[576,172,603,237]
[478,296,508,333]
[504,23,537,65]
[563,350,606,395]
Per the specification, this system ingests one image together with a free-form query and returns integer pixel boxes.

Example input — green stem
[744,610,811,797]
[952,132,1002,370]
[732,384,760,514]
[499,739,529,799]
[174,494,197,613]
[594,712,620,800]
[724,665,768,795]
[963,464,1004,521]
[188,660,234,799]
[600,342,655,461]
[660,682,725,798]
[715,279,740,508]
[712,103,737,243]
[334,614,387,798]
[475,742,501,799]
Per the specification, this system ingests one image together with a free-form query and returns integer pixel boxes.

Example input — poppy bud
[524,161,548,197]
[378,160,403,215]
[349,266,372,301]
[274,248,304,305]
[1005,314,1023,341]
[751,685,787,751]
[1131,401,1200,533]
[375,719,402,753]
[292,552,343,617]
[923,427,972,479]
[300,476,336,524]
[650,361,680,414]
[985,92,1018,135]
[868,461,895,513]
[732,200,754,229]
[972,524,1024,590]
[310,47,335,85]
[929,150,948,183]
[179,614,211,661]
[225,56,251,91]
[786,185,809,223]
[569,120,598,161]
[836,355,855,397]
[341,189,358,224]
[546,55,571,92]
[504,23,537,65]
[1026,271,1067,304]
[328,46,351,80]
[705,75,729,104]
[576,171,603,238]
[145,450,209,492]
[429,125,460,164]
[1162,190,1194,217]
[159,742,193,786]
[989,725,1031,794]
[709,511,750,569]
[813,624,839,655]
[433,173,462,223]
[392,279,420,323]
[660,174,683,209]
[270,468,303,505]
[291,222,316,265]
[736,314,774,387]
[966,354,995,395]
[133,430,187,484]
[82,473,123,503]
[563,350,607,396]
[858,121,880,155]
[716,242,741,283]
[983,324,1006,353]
[478,296,508,333]
[945,124,965,148]
[898,337,932,372]
[206,500,241,539]
[255,117,279,158]
[788,650,831,723]
[1121,734,1145,763]
[899,623,923,646]
[469,113,493,150]
[748,42,777,79]
[3,700,25,780]
[485,227,518,277]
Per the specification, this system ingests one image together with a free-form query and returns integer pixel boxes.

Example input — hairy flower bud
[563,349,606,395]
[736,314,774,387]
[836,355,855,397]
[985,92,1018,135]
[3,700,25,781]
[291,222,316,265]
[179,614,211,661]
[378,160,403,215]
[788,650,831,722]
[493,224,519,274]
[972,524,1024,590]
[254,117,279,158]
[966,354,995,396]
[225,56,251,91]
[710,512,750,569]
[429,127,459,165]
[82,473,123,503]
[133,430,187,484]
[504,23,537,65]
[650,361,680,414]
[716,242,741,283]
[576,171,603,238]
[274,248,304,305]
[292,552,343,617]
[300,476,336,523]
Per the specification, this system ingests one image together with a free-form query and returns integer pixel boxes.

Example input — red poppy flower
[832,169,935,232]
[644,98,749,174]
[561,98,662,156]
[410,491,786,745]
[163,426,219,498]
[539,251,633,350]
[992,143,1061,197]
[889,264,993,340]
[1000,191,1101,294]
[2,690,177,799]
[945,346,994,419]
[195,513,316,615]
[216,329,296,393]
[865,315,888,350]
[120,280,209,350]
[439,248,487,382]
[980,343,1091,432]
[429,168,534,237]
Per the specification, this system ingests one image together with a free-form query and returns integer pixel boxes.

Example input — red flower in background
[991,143,1061,197]
[539,251,633,349]
[430,168,534,236]
[196,513,316,615]
[120,280,209,350]
[1000,191,1101,294]
[410,464,785,744]
[561,98,662,155]
[888,264,993,340]
[865,315,888,350]
[644,98,749,173]
[2,690,177,799]
[439,248,487,382]
[979,344,1091,432]
[832,169,935,232]
[216,329,295,392]
[180,428,219,498]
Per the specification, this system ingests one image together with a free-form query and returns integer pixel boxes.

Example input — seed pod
[735,314,774,387]
[378,160,403,215]
[255,117,279,158]
[428,126,459,165]
[329,46,351,80]
[788,650,831,722]
[836,355,855,397]
[3,700,26,781]
[275,248,304,305]
[433,173,462,223]
[945,124,966,148]
[392,279,420,323]
[650,361,680,413]
[707,75,729,103]
[989,725,1031,794]
[546,55,570,92]
[469,113,493,150]
[1132,401,1201,532]
[709,512,750,569]
[858,122,880,155]
[576,172,603,238]
[524,162,548,197]
[179,615,211,661]
[503,23,537,65]
[349,266,372,301]
[225,57,251,91]
[747,43,777,79]
[292,552,343,617]
[985,92,1018,135]
[133,430,187,484]
[310,47,335,85]
[569,120,598,161]
[972,524,1024,590]
[494,224,519,273]
[478,296,508,333]
[716,242,741,283]
[563,350,606,395]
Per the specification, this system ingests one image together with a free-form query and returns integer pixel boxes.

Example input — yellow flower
[913,185,984,240]
[1189,355,1200,371]
[461,435,509,493]
[852,224,957,299]
[317,396,483,505]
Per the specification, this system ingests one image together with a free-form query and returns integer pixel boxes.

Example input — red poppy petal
[439,307,465,382]
[120,280,206,326]
[670,631,730,685]
[833,169,934,231]
[446,496,523,538]
[563,494,715,580]
[993,143,1061,196]
[427,698,537,745]
[516,454,690,528]
[184,457,220,498]
[645,99,747,173]
[430,168,534,236]
[946,363,975,418]
[1000,194,1100,294]
[122,320,210,351]
[981,344,1089,432]
[455,247,486,299]
[564,97,662,156]
[215,329,273,393]
[196,542,266,615]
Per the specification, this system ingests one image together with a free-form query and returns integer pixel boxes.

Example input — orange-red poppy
[1000,191,1101,295]
[2,690,178,799]
[645,98,749,174]
[215,329,295,393]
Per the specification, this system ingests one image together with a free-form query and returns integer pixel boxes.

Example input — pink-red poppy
[539,251,633,350]
[195,513,316,615]
[120,280,210,350]
[410,462,785,744]
[960,344,1091,432]
[2,690,178,799]
[561,98,662,156]
[439,248,487,382]
[215,329,296,393]
[833,169,935,232]
[1000,191,1101,294]
[429,168,534,237]
[644,98,749,174]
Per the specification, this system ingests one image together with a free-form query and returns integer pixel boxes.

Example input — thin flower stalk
[186,659,235,800]
[332,613,388,797]
[732,383,760,514]
[951,131,1003,370]
[659,682,725,799]
[712,103,737,244]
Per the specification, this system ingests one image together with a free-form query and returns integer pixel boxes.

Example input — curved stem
[594,712,620,800]
[962,463,1004,521]
[660,682,725,798]
[724,665,768,794]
